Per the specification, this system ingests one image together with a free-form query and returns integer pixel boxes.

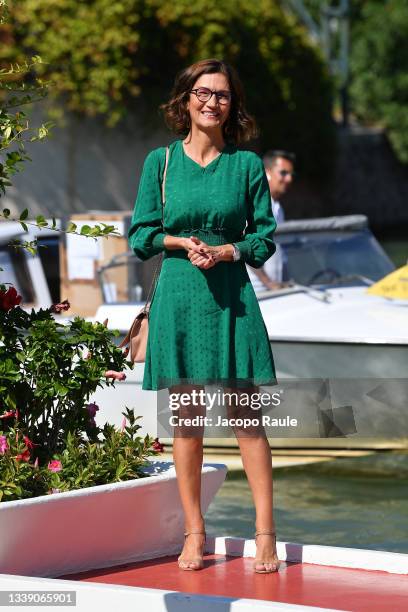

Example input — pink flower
[86,403,99,418]
[121,416,126,431]
[0,410,16,420]
[47,459,62,472]
[152,438,164,453]
[50,299,70,314]
[33,457,39,469]
[0,435,9,454]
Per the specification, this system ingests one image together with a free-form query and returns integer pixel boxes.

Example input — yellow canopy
[367,264,408,300]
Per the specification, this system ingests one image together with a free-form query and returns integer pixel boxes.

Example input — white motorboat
[94,215,407,379]
[254,214,407,380]
[259,284,408,378]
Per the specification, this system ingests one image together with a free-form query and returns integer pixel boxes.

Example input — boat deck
[2,536,407,611]
[60,539,408,612]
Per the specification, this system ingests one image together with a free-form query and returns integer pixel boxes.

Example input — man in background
[247,149,296,292]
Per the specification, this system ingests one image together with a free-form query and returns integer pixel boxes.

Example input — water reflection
[205,452,408,553]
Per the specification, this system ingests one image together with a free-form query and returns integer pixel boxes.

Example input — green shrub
[0,285,163,502]
[3,0,335,175]
[0,409,163,501]
[350,0,408,163]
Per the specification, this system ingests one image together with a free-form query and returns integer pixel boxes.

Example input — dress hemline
[142,376,278,391]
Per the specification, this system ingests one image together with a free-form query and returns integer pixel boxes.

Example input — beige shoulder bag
[119,146,169,363]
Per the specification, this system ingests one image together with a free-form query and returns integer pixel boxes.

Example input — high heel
[253,531,280,573]
[177,531,206,571]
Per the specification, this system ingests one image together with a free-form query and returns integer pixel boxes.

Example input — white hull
[272,338,408,379]
[0,461,226,578]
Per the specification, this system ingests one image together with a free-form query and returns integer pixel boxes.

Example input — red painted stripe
[62,554,408,612]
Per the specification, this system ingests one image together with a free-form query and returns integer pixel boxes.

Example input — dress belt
[170,228,243,246]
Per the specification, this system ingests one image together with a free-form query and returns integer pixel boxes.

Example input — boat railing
[257,283,332,303]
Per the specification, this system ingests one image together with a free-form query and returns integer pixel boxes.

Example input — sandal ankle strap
[255,531,276,538]
[184,531,206,538]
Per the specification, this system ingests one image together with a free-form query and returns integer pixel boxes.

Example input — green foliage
[0,301,130,460]
[4,0,336,175]
[350,0,408,163]
[53,410,157,490]
[4,0,143,126]
[0,207,120,254]
[0,409,160,502]
[0,56,54,195]
[0,291,165,502]
[0,1,54,195]
[0,427,45,501]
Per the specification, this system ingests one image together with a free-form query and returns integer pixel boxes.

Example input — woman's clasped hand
[184,236,226,269]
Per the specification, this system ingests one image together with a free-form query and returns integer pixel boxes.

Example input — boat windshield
[97,229,396,303]
[276,229,395,286]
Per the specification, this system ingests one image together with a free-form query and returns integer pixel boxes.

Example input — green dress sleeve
[128,148,166,261]
[235,154,277,268]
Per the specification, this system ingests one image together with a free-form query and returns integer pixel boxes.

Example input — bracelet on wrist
[232,243,241,262]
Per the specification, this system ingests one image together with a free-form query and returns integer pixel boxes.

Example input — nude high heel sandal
[177,531,206,571]
[253,531,280,573]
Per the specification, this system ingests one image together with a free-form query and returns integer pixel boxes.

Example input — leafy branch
[0,0,54,196]
[1,208,120,255]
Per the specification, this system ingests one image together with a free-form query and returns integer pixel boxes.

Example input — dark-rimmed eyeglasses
[190,87,231,105]
[278,170,296,178]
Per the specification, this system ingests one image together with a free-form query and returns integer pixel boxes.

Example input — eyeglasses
[278,170,296,178]
[190,87,231,105]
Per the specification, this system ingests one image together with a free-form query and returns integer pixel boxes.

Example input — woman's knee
[170,384,206,438]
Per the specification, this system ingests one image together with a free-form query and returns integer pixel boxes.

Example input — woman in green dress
[128,59,280,573]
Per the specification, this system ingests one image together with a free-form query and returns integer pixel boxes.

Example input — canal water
[205,451,408,554]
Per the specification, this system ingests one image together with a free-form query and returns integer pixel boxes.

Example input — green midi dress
[128,139,277,390]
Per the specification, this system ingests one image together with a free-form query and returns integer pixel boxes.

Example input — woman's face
[186,72,231,134]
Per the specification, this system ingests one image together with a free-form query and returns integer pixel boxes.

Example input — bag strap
[143,146,169,310]
[161,146,169,207]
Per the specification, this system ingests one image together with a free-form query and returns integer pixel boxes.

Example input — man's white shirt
[271,199,285,225]
[246,197,285,293]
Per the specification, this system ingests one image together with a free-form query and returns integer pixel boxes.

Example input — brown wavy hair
[160,58,258,145]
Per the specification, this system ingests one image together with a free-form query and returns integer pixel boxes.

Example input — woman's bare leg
[170,384,206,569]
[226,386,279,572]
